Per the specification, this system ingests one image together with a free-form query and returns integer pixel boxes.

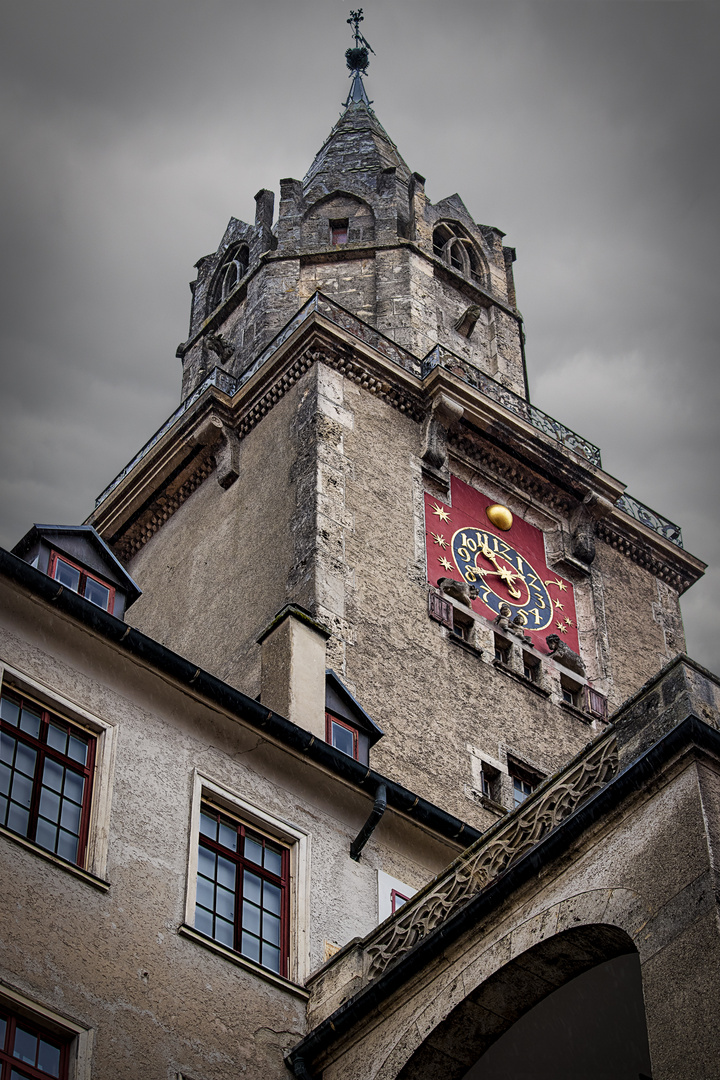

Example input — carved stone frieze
[364,732,618,979]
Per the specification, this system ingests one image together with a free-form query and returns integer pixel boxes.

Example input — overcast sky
[0,0,718,673]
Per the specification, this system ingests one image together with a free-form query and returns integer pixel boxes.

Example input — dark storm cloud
[1,1,718,670]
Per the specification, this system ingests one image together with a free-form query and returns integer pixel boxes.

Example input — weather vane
[344,9,375,107]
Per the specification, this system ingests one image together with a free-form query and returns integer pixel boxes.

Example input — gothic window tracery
[433,222,486,287]
[211,243,249,310]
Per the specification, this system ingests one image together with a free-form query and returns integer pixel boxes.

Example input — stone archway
[396,924,639,1080]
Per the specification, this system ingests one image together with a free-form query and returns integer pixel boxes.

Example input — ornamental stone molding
[364,730,619,979]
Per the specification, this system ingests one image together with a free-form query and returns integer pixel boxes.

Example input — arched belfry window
[212,243,249,310]
[433,223,485,287]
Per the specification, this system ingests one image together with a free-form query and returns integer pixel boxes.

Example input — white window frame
[184,770,311,988]
[0,661,116,885]
[0,979,93,1080]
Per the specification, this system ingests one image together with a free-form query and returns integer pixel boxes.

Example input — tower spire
[344,8,374,108]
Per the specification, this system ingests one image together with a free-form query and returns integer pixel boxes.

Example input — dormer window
[324,670,384,767]
[330,219,349,246]
[213,243,249,309]
[49,551,115,613]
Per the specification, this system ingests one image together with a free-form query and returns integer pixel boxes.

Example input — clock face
[451,527,554,630]
[424,477,578,654]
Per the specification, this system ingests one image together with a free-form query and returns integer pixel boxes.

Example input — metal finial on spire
[344,9,374,108]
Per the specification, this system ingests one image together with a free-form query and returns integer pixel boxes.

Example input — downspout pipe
[350,783,387,861]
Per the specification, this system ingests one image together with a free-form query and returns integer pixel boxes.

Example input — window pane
[1,732,16,763]
[62,771,84,805]
[0,794,7,824]
[11,772,34,808]
[56,830,78,863]
[0,697,20,727]
[83,577,110,610]
[60,799,81,834]
[42,759,63,793]
[46,724,67,755]
[264,881,281,916]
[0,763,10,795]
[7,803,30,836]
[195,875,214,910]
[15,743,37,778]
[37,1039,61,1077]
[67,735,88,766]
[261,943,281,973]
[218,821,237,852]
[194,905,213,937]
[243,870,262,906]
[263,911,281,946]
[264,845,282,877]
[199,811,217,841]
[214,917,234,949]
[215,885,235,921]
[53,559,80,592]
[241,933,260,964]
[197,846,216,879]
[19,708,41,739]
[13,1026,38,1064]
[244,835,263,866]
[242,901,261,936]
[0,1015,6,1046]
[35,818,58,853]
[216,854,235,890]
[331,722,354,758]
[39,789,61,823]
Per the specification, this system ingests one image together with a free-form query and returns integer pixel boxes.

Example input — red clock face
[424,477,579,655]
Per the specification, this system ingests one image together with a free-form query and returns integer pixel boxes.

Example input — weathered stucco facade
[0,43,718,1080]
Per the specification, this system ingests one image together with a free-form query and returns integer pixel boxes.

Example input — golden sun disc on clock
[485,504,513,531]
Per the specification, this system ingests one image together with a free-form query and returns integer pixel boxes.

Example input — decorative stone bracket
[568,490,616,566]
[192,414,241,490]
[421,393,464,474]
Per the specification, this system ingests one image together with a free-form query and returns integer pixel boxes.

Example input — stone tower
[89,31,704,831]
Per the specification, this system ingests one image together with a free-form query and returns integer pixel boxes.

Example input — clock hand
[477,564,523,599]
[479,544,524,598]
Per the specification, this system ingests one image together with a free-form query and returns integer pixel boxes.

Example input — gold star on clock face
[556,621,568,633]
[551,578,567,592]
[554,600,564,611]
[438,556,454,572]
[564,617,574,627]
[431,503,450,523]
[431,532,448,549]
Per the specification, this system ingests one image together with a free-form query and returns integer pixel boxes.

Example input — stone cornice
[89,301,705,596]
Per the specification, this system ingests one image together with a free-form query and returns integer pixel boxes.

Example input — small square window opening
[330,219,349,246]
[494,635,510,664]
[523,655,540,683]
[325,713,358,760]
[561,676,582,708]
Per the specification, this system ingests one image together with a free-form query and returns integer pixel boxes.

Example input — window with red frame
[390,888,411,914]
[0,1006,70,1080]
[48,551,115,613]
[325,712,358,760]
[195,804,290,977]
[0,690,95,867]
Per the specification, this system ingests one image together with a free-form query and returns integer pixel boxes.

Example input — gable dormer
[12,525,141,620]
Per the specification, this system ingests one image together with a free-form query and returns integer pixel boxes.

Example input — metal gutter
[285,714,719,1076]
[0,550,481,849]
